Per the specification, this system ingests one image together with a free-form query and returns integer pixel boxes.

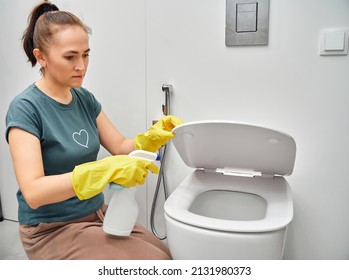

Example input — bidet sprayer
[162,84,172,116]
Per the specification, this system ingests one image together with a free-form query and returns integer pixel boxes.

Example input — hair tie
[37,2,59,17]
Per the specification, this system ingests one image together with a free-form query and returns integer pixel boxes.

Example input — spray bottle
[103,150,160,236]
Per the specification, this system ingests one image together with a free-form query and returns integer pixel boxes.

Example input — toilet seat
[165,120,296,233]
[164,170,293,233]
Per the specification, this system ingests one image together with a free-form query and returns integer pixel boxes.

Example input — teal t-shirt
[5,84,104,225]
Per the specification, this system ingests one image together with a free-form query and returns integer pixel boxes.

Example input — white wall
[0,1,41,222]
[1,0,349,259]
[146,0,349,260]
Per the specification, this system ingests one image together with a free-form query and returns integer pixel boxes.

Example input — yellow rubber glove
[72,155,159,200]
[134,115,184,152]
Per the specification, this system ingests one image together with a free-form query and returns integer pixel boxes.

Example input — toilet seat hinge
[204,167,268,178]
[261,172,275,178]
[203,168,217,174]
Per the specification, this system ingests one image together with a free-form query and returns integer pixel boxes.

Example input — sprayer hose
[150,144,169,240]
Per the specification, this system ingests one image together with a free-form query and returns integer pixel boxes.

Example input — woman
[6,1,182,260]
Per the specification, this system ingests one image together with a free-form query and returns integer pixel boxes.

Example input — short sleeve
[5,96,42,143]
[88,89,102,118]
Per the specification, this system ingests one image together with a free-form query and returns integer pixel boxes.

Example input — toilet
[164,121,296,259]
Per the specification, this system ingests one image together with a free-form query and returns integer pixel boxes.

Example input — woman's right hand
[72,155,159,200]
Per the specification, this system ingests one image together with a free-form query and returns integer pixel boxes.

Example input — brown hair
[22,1,91,68]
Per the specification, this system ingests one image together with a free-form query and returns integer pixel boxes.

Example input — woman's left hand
[134,115,184,152]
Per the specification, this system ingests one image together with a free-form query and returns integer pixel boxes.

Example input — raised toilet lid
[172,121,296,176]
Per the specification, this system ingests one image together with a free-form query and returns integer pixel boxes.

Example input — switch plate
[319,28,348,56]
[325,31,345,50]
[226,0,269,46]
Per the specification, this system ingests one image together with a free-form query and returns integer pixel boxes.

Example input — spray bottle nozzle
[128,150,160,162]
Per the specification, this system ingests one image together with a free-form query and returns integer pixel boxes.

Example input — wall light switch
[319,28,348,56]
[324,31,345,51]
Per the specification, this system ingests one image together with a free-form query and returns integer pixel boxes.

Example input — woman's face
[42,25,90,89]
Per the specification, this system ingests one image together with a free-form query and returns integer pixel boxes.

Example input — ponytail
[22,1,59,67]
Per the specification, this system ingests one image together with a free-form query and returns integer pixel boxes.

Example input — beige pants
[19,205,172,260]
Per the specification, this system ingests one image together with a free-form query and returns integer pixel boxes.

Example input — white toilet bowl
[164,121,296,260]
